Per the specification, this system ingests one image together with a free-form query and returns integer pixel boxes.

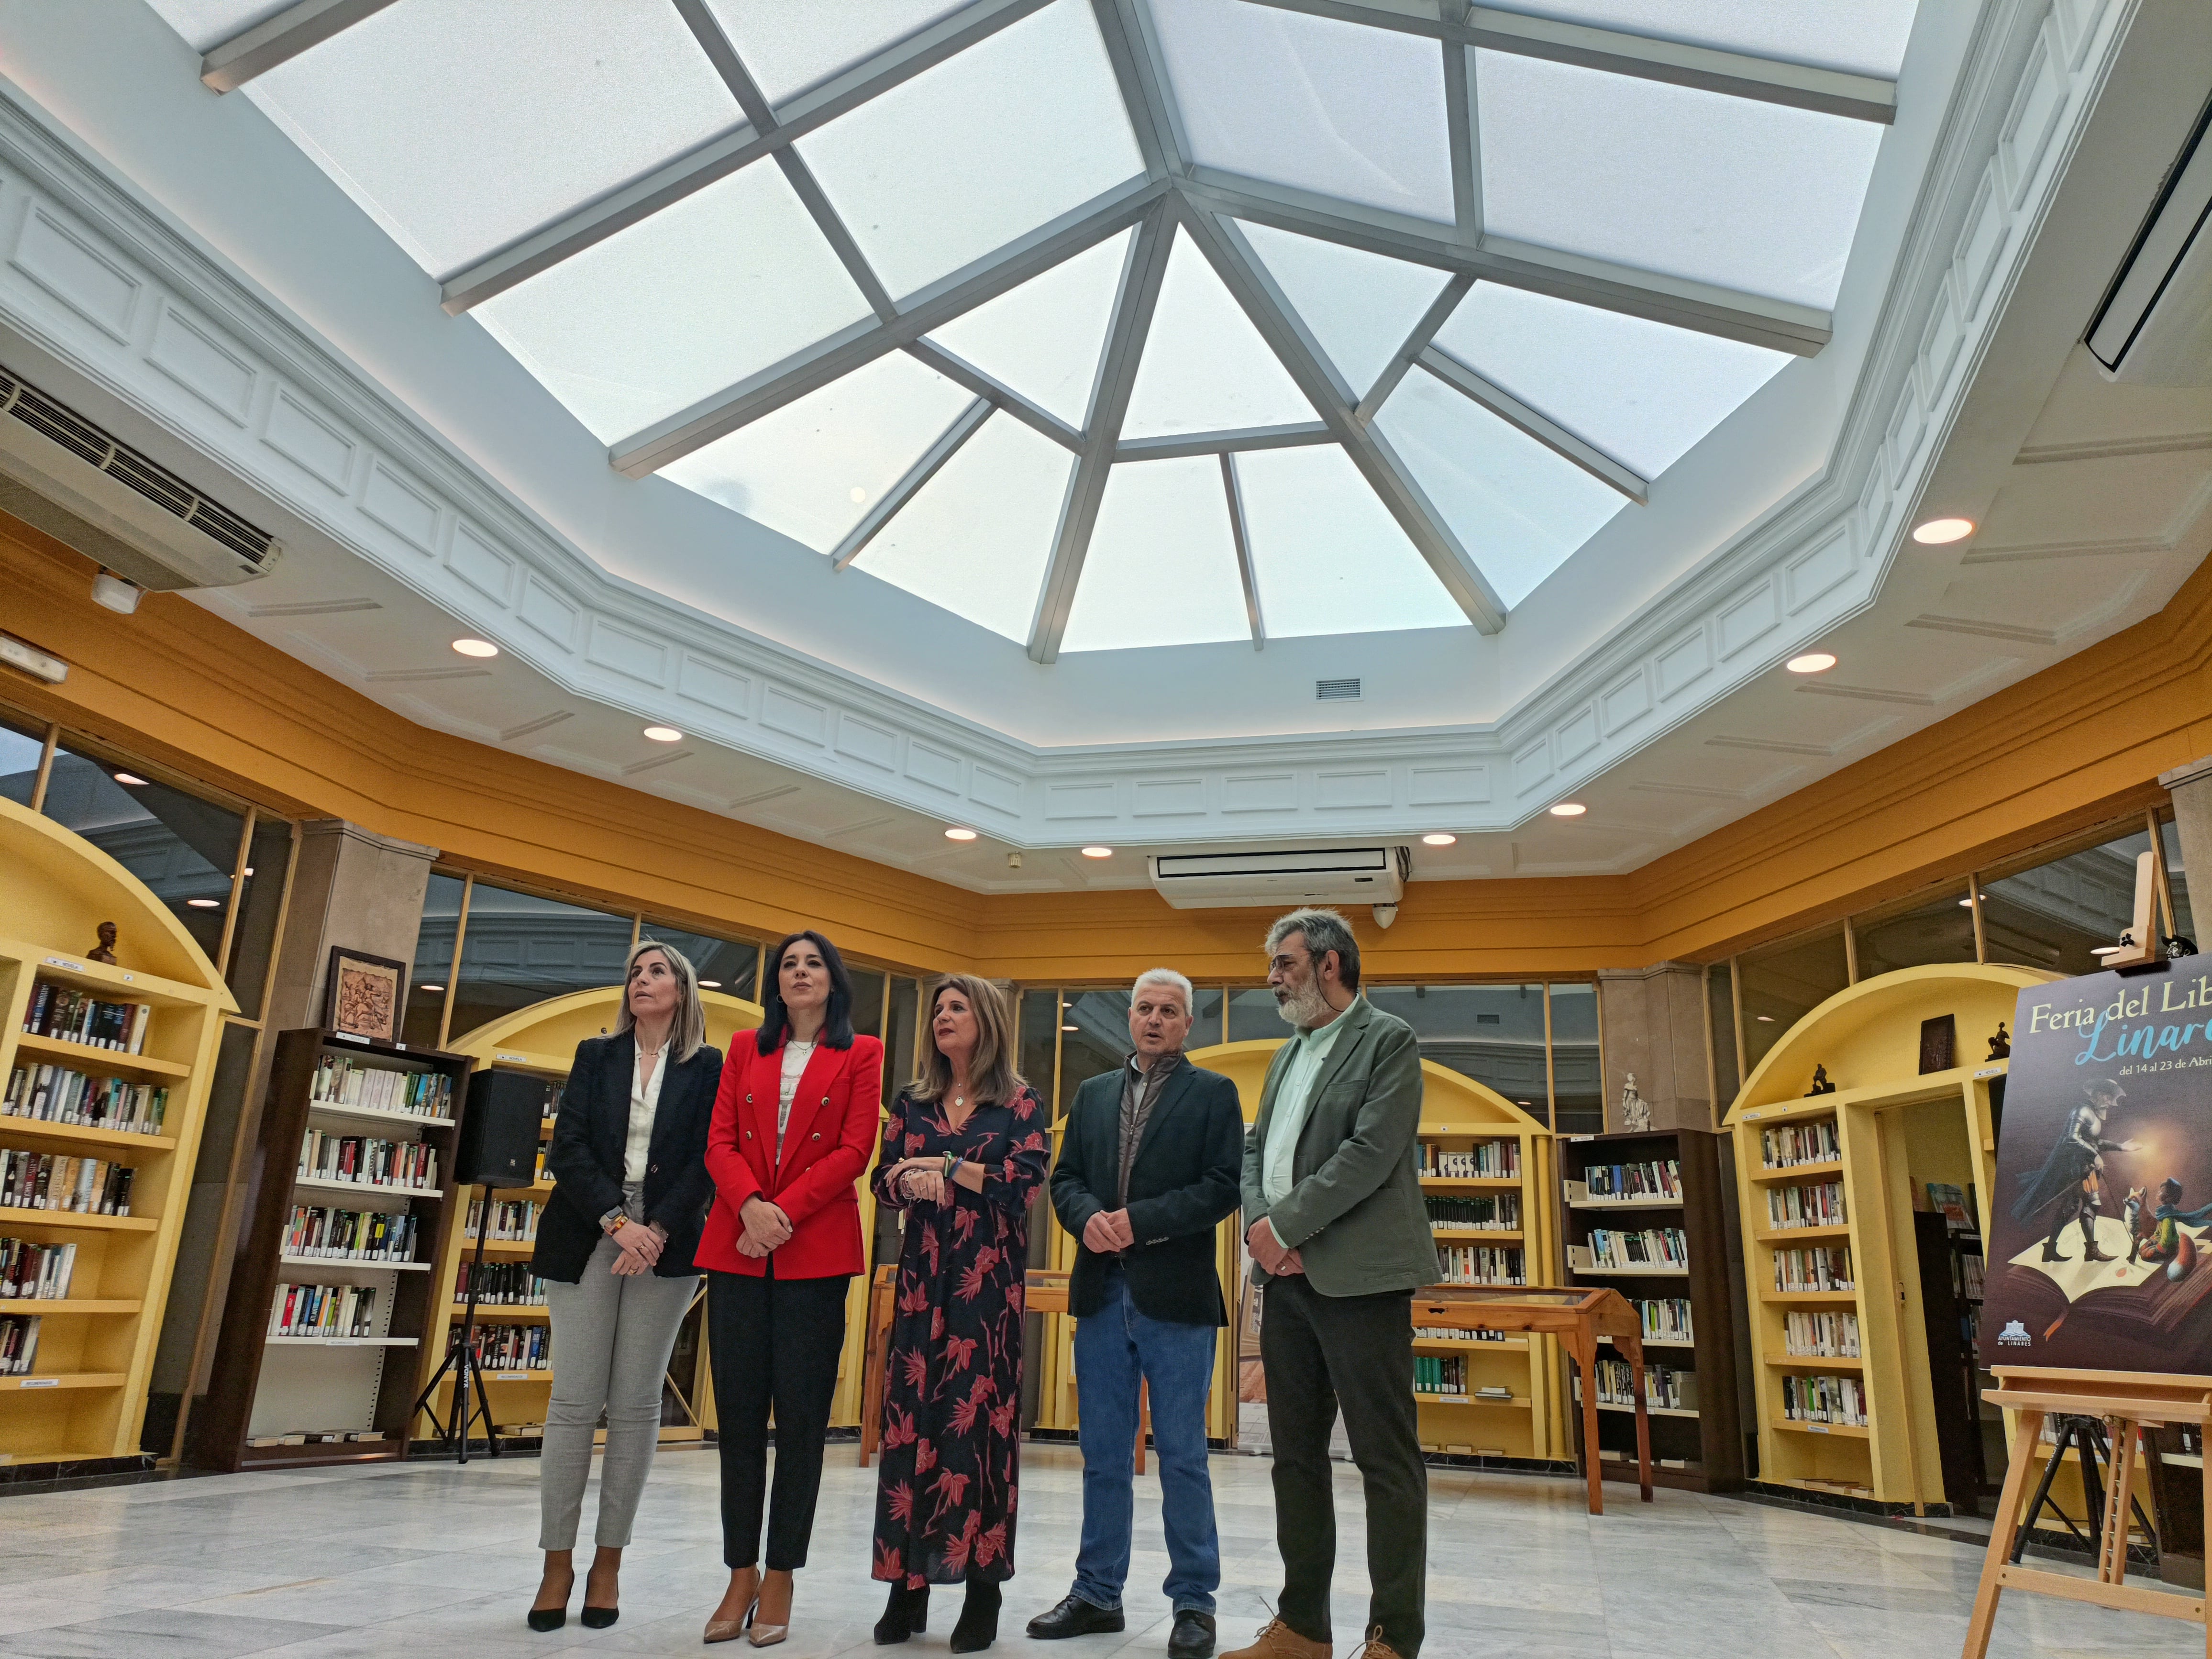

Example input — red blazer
[697,1032,883,1278]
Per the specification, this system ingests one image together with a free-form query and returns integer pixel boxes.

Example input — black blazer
[1049,1057,1243,1326]
[533,1032,722,1283]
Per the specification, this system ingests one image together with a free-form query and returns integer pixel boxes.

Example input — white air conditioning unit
[2086,107,2212,386]
[1149,846,1408,911]
[0,366,281,589]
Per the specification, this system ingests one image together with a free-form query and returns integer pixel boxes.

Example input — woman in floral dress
[871,973,1050,1654]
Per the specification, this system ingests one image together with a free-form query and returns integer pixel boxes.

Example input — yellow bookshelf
[0,794,235,1468]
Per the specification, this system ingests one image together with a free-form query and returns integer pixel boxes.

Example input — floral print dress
[870,1084,1050,1587]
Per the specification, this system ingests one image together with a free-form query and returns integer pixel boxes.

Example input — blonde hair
[616,939,707,1064]
[913,974,1023,1107]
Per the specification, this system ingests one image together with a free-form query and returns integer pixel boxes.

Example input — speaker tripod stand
[411,1180,502,1463]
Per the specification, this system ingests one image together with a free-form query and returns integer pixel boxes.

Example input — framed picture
[324,947,407,1043]
[1919,1013,1957,1075]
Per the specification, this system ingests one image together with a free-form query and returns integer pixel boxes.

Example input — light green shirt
[1261,1010,1349,1207]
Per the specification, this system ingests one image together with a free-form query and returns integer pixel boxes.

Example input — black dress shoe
[580,1604,618,1629]
[1026,1594,1126,1639]
[526,1607,566,1633]
[950,1579,1001,1653]
[874,1584,929,1646]
[1168,1611,1216,1659]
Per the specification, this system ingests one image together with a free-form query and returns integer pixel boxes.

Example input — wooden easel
[1964,1367,2209,1659]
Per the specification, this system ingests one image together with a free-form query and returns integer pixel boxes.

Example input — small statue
[1805,1064,1836,1096]
[1988,1022,2011,1061]
[87,921,117,965]
[1618,1072,1650,1132]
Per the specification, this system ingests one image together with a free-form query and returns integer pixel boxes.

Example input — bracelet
[942,1151,959,1182]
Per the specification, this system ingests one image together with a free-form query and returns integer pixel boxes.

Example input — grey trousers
[539,1234,699,1550]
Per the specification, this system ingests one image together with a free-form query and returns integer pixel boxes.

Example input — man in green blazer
[1223,908,1430,1659]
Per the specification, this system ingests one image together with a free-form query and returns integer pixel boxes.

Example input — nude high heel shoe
[705,1569,761,1646]
[747,1569,792,1647]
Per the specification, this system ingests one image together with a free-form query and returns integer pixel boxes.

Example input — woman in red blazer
[697,929,882,1647]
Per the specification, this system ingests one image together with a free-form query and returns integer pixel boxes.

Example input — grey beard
[1274,980,1330,1029]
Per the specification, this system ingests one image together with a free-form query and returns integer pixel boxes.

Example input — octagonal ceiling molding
[0,0,2138,850]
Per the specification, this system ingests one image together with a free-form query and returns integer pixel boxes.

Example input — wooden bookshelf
[1722,964,2052,1513]
[0,794,236,1469]
[191,1028,472,1471]
[1556,1128,1742,1492]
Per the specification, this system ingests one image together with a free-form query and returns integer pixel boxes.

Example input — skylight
[169,0,1909,664]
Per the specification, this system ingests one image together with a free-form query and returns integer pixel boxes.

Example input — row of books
[1780,1371,1867,1427]
[456,1261,547,1305]
[1766,1179,1846,1230]
[1434,1244,1525,1286]
[1628,1296,1694,1345]
[452,1321,551,1372]
[1586,1358,1694,1411]
[0,1313,39,1375]
[1418,1140,1520,1179]
[0,1149,134,1216]
[1415,1353,1470,1395]
[1781,1309,1860,1358]
[298,1128,439,1191]
[4,1064,169,1135]
[21,981,151,1054]
[1426,1194,1519,1231]
[0,1238,76,1300]
[284,1204,421,1263]
[312,1055,454,1120]
[1580,1158,1681,1201]
[465,1197,542,1242]
[1759,1119,1840,1169]
[269,1281,380,1339]
[1412,1325,1509,1342]
[1773,1245,1854,1293]
[1957,1250,1985,1302]
[1583,1226,1688,1270]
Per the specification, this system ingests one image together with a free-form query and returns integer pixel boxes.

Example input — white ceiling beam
[1091,0,1187,179]
[1416,345,1647,502]
[199,0,400,92]
[902,341,1084,451]
[439,0,1053,313]
[1357,272,1471,422]
[1027,205,1176,663]
[1243,0,1897,123]
[1441,17,1479,239]
[1115,421,1331,461]
[610,175,1168,477]
[1178,171,1830,355]
[1221,453,1266,652]
[830,397,993,570]
[1177,203,1506,632]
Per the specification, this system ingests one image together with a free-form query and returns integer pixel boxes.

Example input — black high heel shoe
[581,1604,619,1629]
[950,1578,1000,1654]
[873,1583,929,1645]
[527,1570,573,1633]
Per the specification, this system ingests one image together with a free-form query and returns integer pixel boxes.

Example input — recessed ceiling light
[1422,833,1457,847]
[1786,653,1836,674]
[418,984,444,994]
[944,827,979,841]
[1081,845,1113,858]
[451,638,499,659]
[1062,1024,1080,1031]
[1549,803,1586,818]
[113,772,147,786]
[849,486,867,504]
[1959,898,1974,908]
[1756,1014,1774,1022]
[642,725,682,742]
[1912,517,1975,545]
[699,980,722,988]
[2090,944,2127,956]
[185,897,221,909]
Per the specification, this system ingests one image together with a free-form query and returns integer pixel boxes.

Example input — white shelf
[265,1335,419,1348]
[293,1177,442,1202]
[1572,1262,1689,1276]
[1585,1399,1700,1419]
[304,1099,456,1131]
[1600,1335,1695,1349]
[277,1255,430,1271]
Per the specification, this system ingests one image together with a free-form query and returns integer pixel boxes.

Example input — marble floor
[0,1445,2198,1659]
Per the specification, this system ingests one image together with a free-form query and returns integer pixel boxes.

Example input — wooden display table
[1411,1284,1652,1513]
[1964,1367,2208,1659]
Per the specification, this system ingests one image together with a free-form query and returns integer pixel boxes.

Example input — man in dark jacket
[1029,970,1243,1659]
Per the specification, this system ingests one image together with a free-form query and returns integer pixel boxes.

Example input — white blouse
[777,1039,815,1158]
[624,1045,666,1185]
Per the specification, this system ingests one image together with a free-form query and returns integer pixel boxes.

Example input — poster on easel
[1980,959,2212,1374]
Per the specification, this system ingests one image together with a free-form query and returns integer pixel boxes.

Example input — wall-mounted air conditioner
[1149,846,1408,911]
[0,366,281,589]
[2086,104,2212,386]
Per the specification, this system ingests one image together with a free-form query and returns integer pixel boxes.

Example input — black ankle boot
[874,1583,929,1646]
[951,1578,1001,1654]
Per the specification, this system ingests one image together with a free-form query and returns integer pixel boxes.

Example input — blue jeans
[1072,1266,1220,1614]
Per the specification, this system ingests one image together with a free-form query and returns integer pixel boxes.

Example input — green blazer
[1239,997,1435,1297]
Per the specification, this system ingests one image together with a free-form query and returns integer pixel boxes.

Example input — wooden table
[1409,1284,1652,1514]
[858,1266,1148,1470]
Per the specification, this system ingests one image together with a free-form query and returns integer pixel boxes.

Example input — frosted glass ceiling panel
[1482,1,1918,79]
[1123,232,1316,439]
[247,0,741,277]
[926,230,1132,427]
[704,0,968,105]
[1151,0,1455,222]
[476,164,870,444]
[796,0,1142,300]
[1476,49,1882,309]
[661,353,973,553]
[852,413,1069,642]
[1376,374,1626,608]
[1060,458,1249,651]
[1240,221,1451,398]
[1237,447,1465,638]
[1436,283,1789,478]
[144,0,294,52]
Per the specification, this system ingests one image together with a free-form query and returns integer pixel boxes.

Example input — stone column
[2159,756,2212,934]
[1595,962,1715,1133]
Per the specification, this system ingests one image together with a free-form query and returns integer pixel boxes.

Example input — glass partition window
[1228,985,1284,1043]
[1983,830,2158,978]
[41,741,243,964]
[642,925,759,1002]
[2161,818,2193,944]
[1018,989,1060,1114]
[1854,889,1976,979]
[1547,983,1601,1134]
[222,816,293,1019]
[1708,963,1741,1108]
[0,715,43,807]
[1058,989,1134,1113]
[444,883,635,1044]
[1365,983,1550,1113]
[1738,928,1848,1076]
[886,976,922,1105]
[849,968,888,1042]
[403,873,467,1048]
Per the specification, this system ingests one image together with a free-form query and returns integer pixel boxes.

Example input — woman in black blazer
[526,940,722,1632]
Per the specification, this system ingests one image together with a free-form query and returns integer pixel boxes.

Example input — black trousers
[708,1268,851,1570]
[1260,1276,1425,1657]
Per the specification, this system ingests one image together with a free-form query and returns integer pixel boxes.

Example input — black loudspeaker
[454,1068,554,1188]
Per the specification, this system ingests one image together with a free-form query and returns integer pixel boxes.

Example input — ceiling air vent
[1149,845,1408,911]
[0,365,281,590]
[1316,677,1361,701]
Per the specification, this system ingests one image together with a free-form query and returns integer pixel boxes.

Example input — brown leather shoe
[1350,1626,1407,1659]
[1219,1617,1330,1659]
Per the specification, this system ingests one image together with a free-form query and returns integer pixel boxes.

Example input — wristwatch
[600,1208,627,1237]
